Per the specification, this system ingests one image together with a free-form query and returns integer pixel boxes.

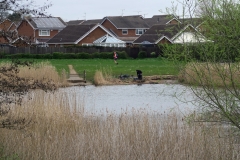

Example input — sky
[35,0,185,22]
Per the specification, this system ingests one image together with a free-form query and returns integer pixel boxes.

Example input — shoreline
[67,75,179,86]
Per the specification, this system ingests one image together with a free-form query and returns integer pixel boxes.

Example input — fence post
[84,70,86,81]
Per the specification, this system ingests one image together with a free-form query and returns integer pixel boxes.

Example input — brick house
[0,19,18,44]
[133,24,208,45]
[16,17,66,46]
[100,15,149,45]
[47,23,125,47]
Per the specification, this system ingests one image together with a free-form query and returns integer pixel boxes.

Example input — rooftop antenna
[143,13,148,18]
[83,12,86,20]
[121,9,125,16]
[135,11,141,15]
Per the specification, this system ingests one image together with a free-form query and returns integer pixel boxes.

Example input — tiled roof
[144,15,178,27]
[67,20,84,25]
[81,19,102,25]
[133,24,186,44]
[144,15,179,27]
[103,15,149,29]
[27,17,66,29]
[47,24,96,43]
[179,18,203,27]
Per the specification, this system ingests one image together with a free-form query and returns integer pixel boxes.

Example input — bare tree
[164,0,240,131]
[0,0,52,44]
[0,1,54,129]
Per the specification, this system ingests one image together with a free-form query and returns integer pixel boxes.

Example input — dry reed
[94,68,116,86]
[0,61,69,87]
[178,62,240,87]
[0,90,239,160]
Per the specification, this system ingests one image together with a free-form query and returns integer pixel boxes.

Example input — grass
[0,90,239,160]
[49,58,182,82]
[18,58,182,82]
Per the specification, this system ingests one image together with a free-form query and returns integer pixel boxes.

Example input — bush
[117,51,129,59]
[150,52,157,58]
[77,52,92,59]
[138,51,147,59]
[99,52,112,59]
[53,52,64,59]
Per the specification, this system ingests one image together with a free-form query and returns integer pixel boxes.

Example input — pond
[56,84,199,115]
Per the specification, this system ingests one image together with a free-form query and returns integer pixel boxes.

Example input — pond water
[57,84,199,115]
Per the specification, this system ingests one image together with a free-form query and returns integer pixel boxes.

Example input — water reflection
[58,84,198,115]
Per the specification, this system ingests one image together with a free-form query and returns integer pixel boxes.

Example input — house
[144,15,181,27]
[100,15,150,45]
[0,19,19,44]
[46,23,125,47]
[17,17,67,46]
[133,24,208,45]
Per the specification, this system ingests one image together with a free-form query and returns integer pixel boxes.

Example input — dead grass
[0,90,239,160]
[0,61,69,87]
[178,62,240,87]
[94,68,116,86]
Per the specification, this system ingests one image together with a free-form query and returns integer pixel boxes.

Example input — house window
[39,30,50,36]
[122,29,128,35]
[135,29,144,35]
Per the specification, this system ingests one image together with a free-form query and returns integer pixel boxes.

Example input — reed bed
[178,62,240,87]
[94,68,119,86]
[0,90,239,160]
[0,61,69,87]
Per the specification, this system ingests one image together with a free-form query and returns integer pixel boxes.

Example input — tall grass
[178,62,240,87]
[0,61,69,87]
[94,67,121,85]
[0,90,239,159]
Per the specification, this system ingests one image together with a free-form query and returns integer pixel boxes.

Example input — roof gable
[144,15,181,27]
[47,24,117,44]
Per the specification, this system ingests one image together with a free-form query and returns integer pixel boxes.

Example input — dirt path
[67,65,91,86]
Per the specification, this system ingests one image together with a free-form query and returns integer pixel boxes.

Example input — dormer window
[122,29,128,35]
[135,29,144,35]
[39,30,50,36]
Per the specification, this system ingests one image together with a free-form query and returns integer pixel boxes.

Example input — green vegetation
[0,58,183,82]
[47,58,183,82]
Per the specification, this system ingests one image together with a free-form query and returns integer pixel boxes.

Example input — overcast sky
[35,0,185,22]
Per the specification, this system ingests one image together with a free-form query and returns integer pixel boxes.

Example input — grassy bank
[0,58,183,82]
[0,90,239,160]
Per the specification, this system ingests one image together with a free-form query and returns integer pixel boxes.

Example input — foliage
[170,0,240,131]
[138,51,147,59]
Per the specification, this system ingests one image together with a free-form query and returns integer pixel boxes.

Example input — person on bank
[113,51,118,64]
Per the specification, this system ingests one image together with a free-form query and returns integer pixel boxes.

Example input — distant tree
[0,1,54,129]
[0,0,52,44]
[7,12,21,21]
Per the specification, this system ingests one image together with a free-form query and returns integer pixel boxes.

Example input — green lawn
[0,58,184,82]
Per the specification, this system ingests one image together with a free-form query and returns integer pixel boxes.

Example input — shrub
[150,52,157,58]
[92,52,101,59]
[98,52,111,59]
[77,52,92,59]
[53,52,64,59]
[138,51,147,59]
[117,51,128,59]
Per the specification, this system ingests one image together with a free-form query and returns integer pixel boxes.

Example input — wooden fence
[0,46,162,59]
